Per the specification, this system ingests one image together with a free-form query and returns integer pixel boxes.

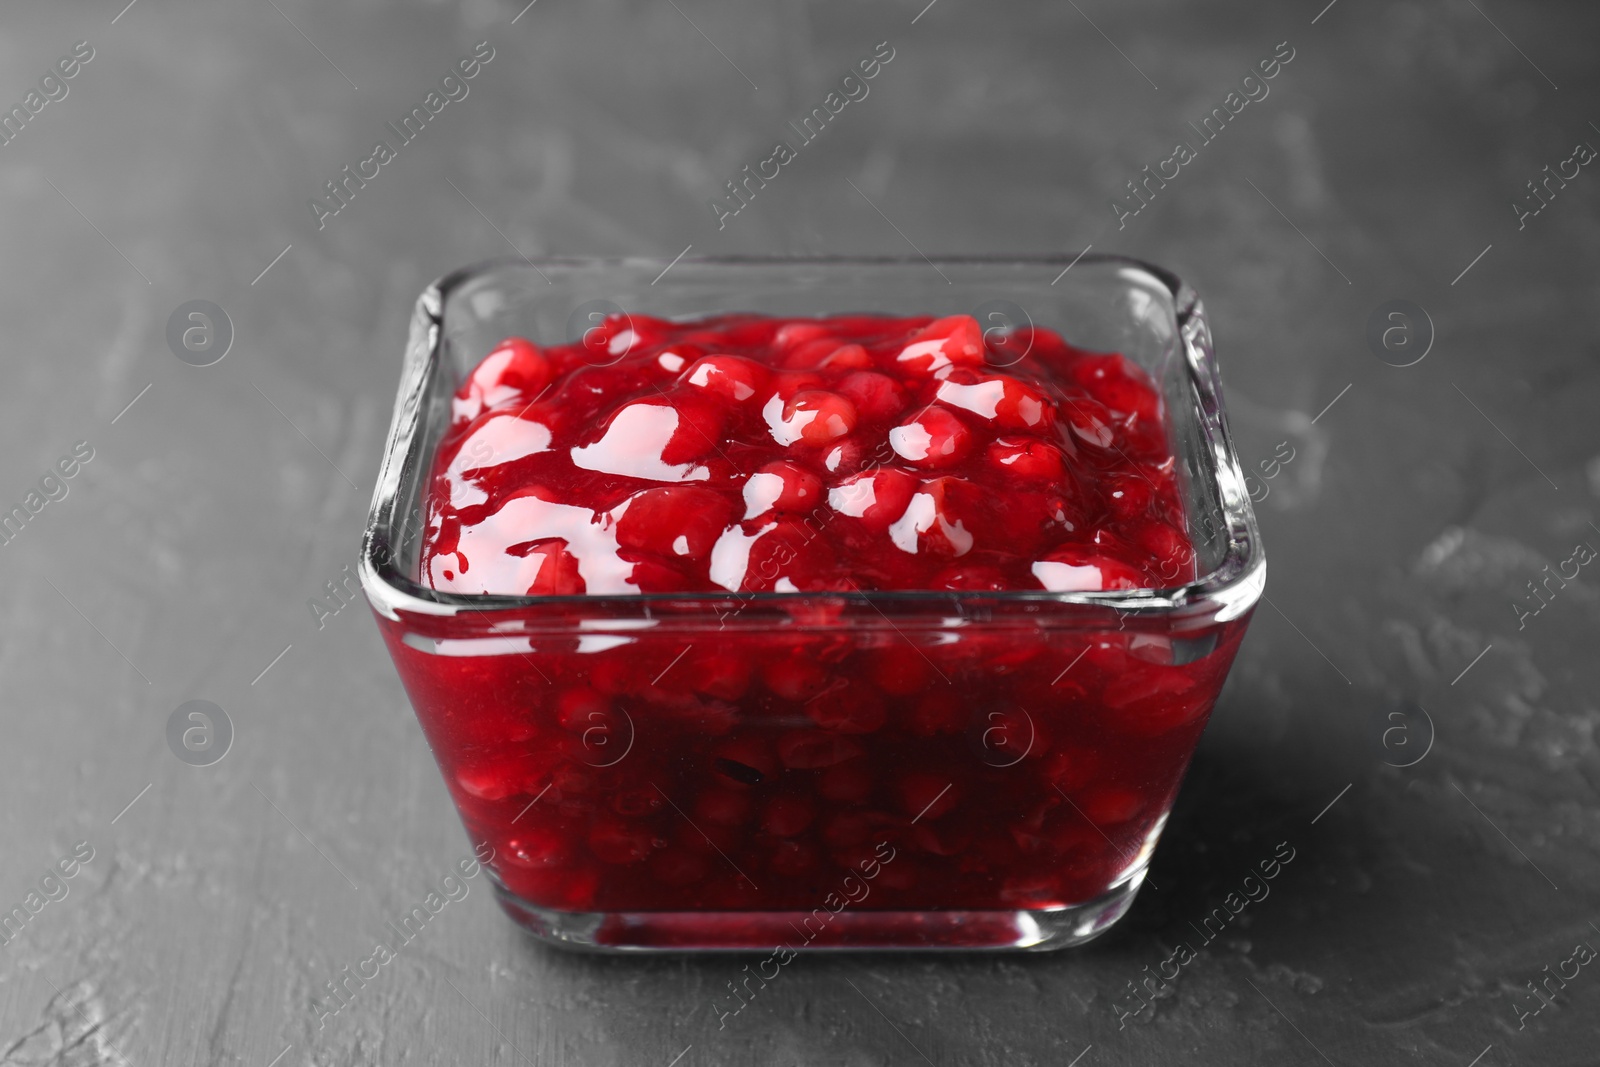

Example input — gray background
[2,0,1597,1064]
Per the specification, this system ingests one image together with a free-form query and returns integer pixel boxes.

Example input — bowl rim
[359,254,1265,628]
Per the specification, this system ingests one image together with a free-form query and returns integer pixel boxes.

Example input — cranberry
[680,354,770,403]
[894,315,986,375]
[935,373,1051,431]
[615,486,734,560]
[1057,397,1118,451]
[1076,786,1144,826]
[555,686,608,732]
[685,647,753,700]
[1068,352,1161,422]
[987,437,1067,483]
[773,321,833,352]
[836,371,906,423]
[763,655,831,702]
[824,343,874,370]
[762,795,816,837]
[743,460,823,518]
[869,645,931,695]
[503,829,567,870]
[806,682,888,734]
[769,839,819,877]
[652,851,708,886]
[1136,521,1196,585]
[694,787,752,827]
[818,759,874,803]
[588,819,655,864]
[907,691,965,736]
[828,468,917,533]
[888,477,982,558]
[453,337,552,424]
[771,390,858,446]
[889,406,972,469]
[1104,474,1154,520]
[1031,546,1146,592]
[897,774,958,821]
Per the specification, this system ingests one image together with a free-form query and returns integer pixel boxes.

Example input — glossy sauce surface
[421,314,1195,598]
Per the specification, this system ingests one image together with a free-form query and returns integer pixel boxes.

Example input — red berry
[820,343,872,370]
[773,320,832,352]
[1068,352,1160,422]
[769,389,858,446]
[694,787,752,827]
[935,372,1051,431]
[1104,474,1153,520]
[897,774,958,821]
[763,655,831,701]
[588,819,654,864]
[502,829,566,870]
[762,795,815,837]
[806,682,888,734]
[870,645,931,695]
[555,686,608,731]
[1135,521,1196,585]
[828,468,917,532]
[733,520,830,592]
[1076,786,1145,826]
[818,759,874,803]
[836,371,906,423]
[615,486,734,560]
[894,315,986,375]
[652,850,708,886]
[889,406,972,469]
[1031,546,1146,592]
[770,839,819,876]
[571,399,721,479]
[987,437,1067,482]
[454,337,552,424]
[1060,396,1118,450]
[887,477,984,558]
[685,648,753,700]
[742,460,824,518]
[907,691,964,736]
[680,354,770,403]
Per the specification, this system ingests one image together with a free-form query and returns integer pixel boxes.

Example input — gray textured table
[2,1,1597,1064]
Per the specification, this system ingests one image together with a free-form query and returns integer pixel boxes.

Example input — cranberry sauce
[394,313,1233,921]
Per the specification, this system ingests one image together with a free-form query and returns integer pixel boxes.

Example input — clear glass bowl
[359,256,1265,952]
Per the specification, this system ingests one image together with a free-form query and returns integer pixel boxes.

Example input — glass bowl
[359,255,1265,952]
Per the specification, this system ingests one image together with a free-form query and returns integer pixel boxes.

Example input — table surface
[2,1,1597,1064]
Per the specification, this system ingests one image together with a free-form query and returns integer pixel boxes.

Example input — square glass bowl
[360,256,1264,952]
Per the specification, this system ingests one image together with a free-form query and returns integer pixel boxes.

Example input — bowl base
[491,873,1145,953]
